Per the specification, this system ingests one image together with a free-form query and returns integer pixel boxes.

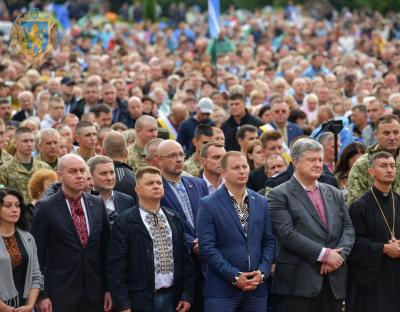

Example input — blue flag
[208,0,220,39]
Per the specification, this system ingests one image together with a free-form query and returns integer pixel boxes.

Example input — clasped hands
[235,271,263,292]
[320,248,344,275]
[383,239,400,258]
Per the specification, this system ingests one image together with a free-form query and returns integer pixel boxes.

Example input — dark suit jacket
[70,99,100,119]
[161,176,209,247]
[197,186,276,298]
[113,160,137,200]
[12,109,32,122]
[113,190,136,214]
[269,121,304,145]
[264,163,339,189]
[221,111,264,151]
[107,206,195,311]
[31,190,110,305]
[247,166,267,192]
[267,177,355,299]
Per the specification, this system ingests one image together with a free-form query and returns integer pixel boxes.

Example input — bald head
[58,154,86,172]
[158,140,183,156]
[134,115,158,147]
[103,131,127,158]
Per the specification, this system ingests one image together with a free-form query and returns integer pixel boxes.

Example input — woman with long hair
[0,188,43,310]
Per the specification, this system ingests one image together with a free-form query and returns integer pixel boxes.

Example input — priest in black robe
[347,151,400,312]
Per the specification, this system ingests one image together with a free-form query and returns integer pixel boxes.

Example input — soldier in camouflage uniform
[346,115,400,206]
[184,153,201,177]
[183,124,214,177]
[126,115,158,171]
[36,128,60,170]
[0,119,12,166]
[0,127,50,203]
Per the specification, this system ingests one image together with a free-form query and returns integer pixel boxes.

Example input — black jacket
[107,206,195,311]
[31,190,110,305]
[264,163,339,189]
[12,109,33,122]
[113,160,137,202]
[221,110,263,151]
[247,166,268,192]
[71,98,100,119]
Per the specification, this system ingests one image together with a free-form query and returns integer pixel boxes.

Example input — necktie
[65,193,89,248]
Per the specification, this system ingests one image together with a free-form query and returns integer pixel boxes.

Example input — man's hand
[35,298,52,312]
[235,272,260,291]
[176,300,191,312]
[193,239,199,256]
[15,306,34,312]
[103,292,113,312]
[325,248,344,269]
[242,271,263,291]
[320,263,337,275]
[384,241,400,258]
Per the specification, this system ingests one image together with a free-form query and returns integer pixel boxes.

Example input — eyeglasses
[160,152,186,160]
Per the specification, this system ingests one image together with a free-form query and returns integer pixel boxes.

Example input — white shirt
[64,197,91,235]
[139,208,174,290]
[103,191,116,212]
[203,173,225,194]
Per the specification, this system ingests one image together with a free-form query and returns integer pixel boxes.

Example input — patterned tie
[64,192,89,248]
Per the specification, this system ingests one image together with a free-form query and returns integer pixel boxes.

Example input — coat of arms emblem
[10,9,58,68]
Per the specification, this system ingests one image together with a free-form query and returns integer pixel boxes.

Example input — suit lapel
[130,207,152,242]
[82,193,95,242]
[319,184,335,236]
[247,192,258,240]
[181,177,197,227]
[290,178,327,232]
[217,187,246,238]
[55,191,83,245]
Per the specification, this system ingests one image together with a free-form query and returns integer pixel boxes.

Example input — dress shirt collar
[293,173,319,192]
[202,173,224,193]
[226,186,248,205]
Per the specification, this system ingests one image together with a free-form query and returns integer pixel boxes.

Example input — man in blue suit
[158,140,209,311]
[197,151,276,311]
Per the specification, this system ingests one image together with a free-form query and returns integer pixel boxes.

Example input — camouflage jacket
[346,144,400,206]
[0,157,51,203]
[36,154,59,170]
[184,154,201,177]
[0,149,13,166]
[126,144,147,171]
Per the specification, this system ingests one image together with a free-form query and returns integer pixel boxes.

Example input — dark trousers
[281,277,342,312]
[204,293,267,312]
[52,291,103,312]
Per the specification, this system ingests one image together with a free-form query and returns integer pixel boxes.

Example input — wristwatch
[258,270,266,283]
[232,272,242,285]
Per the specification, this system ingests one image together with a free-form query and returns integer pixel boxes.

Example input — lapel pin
[188,184,193,189]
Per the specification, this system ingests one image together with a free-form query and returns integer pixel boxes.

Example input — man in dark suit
[267,138,355,312]
[71,81,101,119]
[197,151,276,311]
[31,154,112,312]
[158,139,209,311]
[12,90,36,122]
[87,155,136,226]
[107,166,194,312]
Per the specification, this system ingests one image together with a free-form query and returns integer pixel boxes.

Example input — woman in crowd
[0,188,43,310]
[246,140,265,171]
[334,142,366,190]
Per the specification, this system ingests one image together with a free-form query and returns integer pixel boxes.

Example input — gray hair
[145,138,163,159]
[291,138,324,161]
[58,154,85,171]
[87,155,114,174]
[37,128,60,146]
[317,132,334,146]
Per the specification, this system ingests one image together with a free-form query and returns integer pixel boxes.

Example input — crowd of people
[1,1,400,312]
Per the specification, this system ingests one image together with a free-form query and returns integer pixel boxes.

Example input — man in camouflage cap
[347,115,400,205]
[184,124,214,177]
[126,115,158,171]
[0,127,50,203]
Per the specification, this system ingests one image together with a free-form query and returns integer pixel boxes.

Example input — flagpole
[208,0,220,89]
